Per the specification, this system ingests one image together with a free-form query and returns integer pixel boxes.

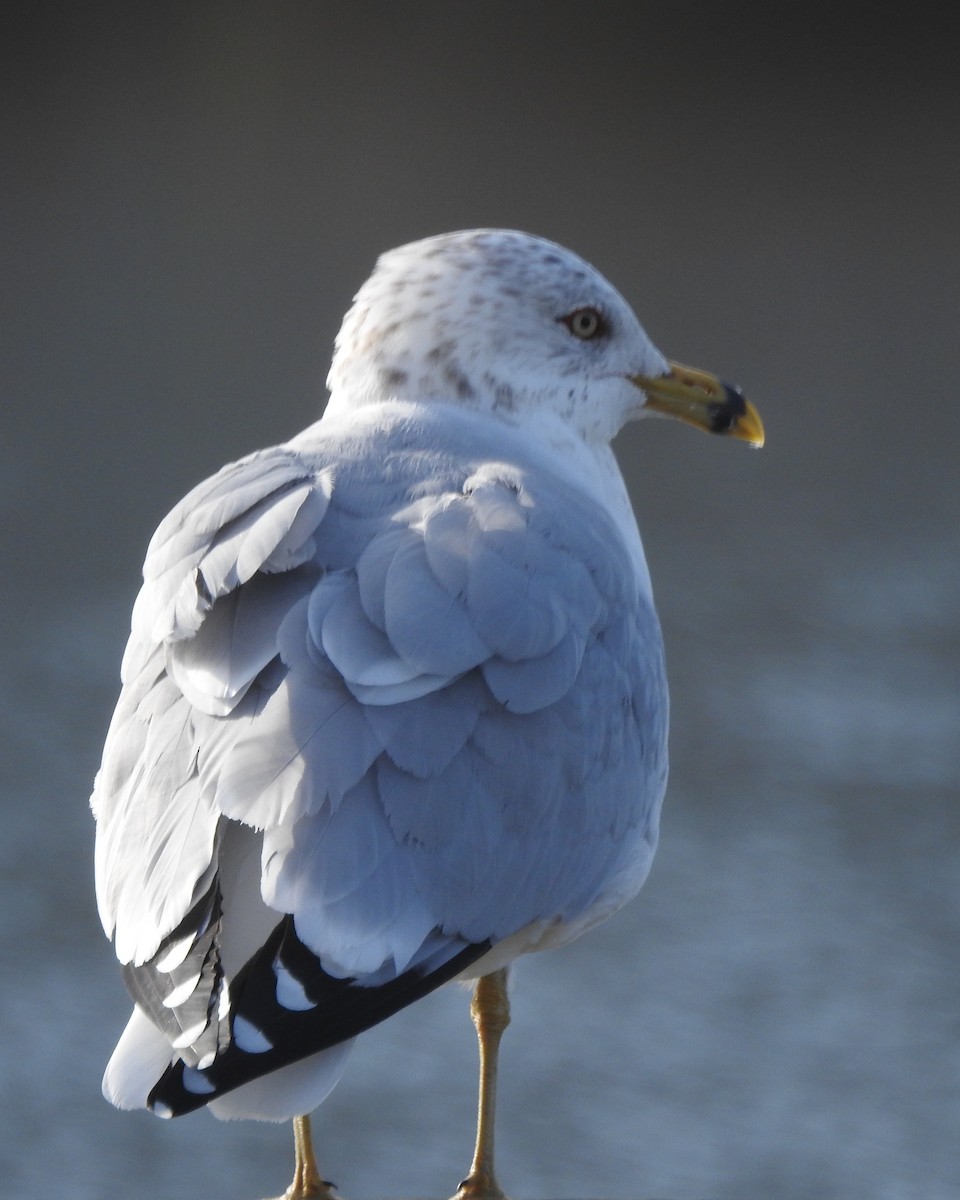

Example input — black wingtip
[148,919,492,1116]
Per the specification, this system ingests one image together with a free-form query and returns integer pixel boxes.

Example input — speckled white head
[325,229,670,444]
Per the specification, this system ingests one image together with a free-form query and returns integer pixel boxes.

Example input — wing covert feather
[93,406,668,1107]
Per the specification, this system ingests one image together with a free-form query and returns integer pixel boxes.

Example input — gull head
[326,229,763,448]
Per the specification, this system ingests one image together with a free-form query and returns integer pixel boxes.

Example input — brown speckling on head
[426,340,456,363]
[493,386,517,412]
[444,363,476,401]
[379,367,409,392]
[324,228,668,443]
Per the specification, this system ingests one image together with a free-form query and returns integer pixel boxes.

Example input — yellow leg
[452,969,511,1200]
[270,1114,337,1200]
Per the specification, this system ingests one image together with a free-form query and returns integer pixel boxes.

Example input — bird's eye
[561,307,607,341]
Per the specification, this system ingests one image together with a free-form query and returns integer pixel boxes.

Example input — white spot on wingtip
[182,1067,217,1095]
[151,1101,174,1119]
[273,961,317,1011]
[233,1015,273,1054]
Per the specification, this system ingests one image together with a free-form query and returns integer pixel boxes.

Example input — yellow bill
[632,361,765,447]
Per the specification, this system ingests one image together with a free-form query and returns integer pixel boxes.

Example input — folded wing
[92,408,668,1114]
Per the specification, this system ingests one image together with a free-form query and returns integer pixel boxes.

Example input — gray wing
[92,408,667,1109]
[93,445,330,967]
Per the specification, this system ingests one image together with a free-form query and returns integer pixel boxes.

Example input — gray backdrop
[3,4,958,1198]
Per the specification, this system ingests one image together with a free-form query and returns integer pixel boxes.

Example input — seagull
[92,229,763,1200]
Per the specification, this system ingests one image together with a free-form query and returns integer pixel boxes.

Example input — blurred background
[2,3,958,1198]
